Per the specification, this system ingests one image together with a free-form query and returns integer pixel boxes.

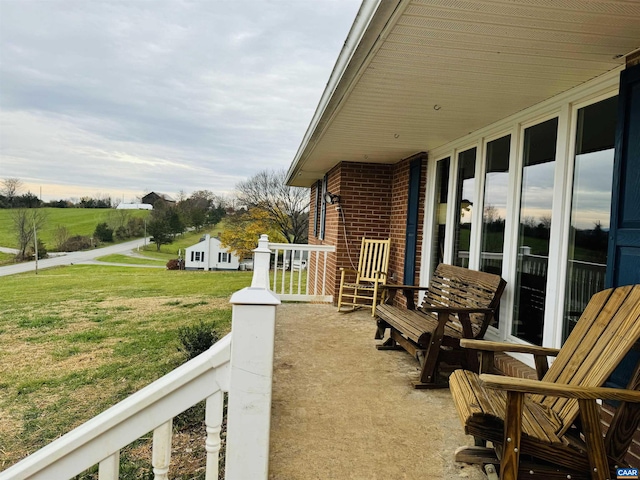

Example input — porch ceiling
[288,0,640,187]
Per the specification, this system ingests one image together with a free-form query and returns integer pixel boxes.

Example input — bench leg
[414,312,448,389]
[376,336,403,351]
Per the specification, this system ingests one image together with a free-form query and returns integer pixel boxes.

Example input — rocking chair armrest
[339,267,360,275]
[460,339,561,357]
[479,374,640,402]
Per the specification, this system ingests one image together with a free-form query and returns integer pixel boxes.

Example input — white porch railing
[0,235,280,480]
[267,242,336,302]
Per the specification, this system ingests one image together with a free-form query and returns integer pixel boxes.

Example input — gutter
[285,0,405,186]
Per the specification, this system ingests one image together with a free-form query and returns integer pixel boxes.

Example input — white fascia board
[286,0,401,186]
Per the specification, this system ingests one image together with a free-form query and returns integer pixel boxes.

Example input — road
[0,238,153,277]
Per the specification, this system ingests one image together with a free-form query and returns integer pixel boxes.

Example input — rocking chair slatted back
[356,238,391,283]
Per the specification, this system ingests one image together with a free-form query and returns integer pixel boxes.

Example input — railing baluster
[322,251,328,296]
[205,390,224,480]
[152,420,172,480]
[98,451,119,480]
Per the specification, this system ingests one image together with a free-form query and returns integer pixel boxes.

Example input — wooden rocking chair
[337,238,391,316]
[450,284,640,479]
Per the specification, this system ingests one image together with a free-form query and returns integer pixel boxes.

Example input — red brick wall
[307,159,427,303]
[388,157,428,307]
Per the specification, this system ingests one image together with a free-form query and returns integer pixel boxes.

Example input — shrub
[114,225,128,240]
[166,259,180,270]
[94,222,113,242]
[59,235,92,252]
[22,239,48,261]
[177,320,219,361]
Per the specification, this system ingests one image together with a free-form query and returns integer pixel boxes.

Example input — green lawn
[0,208,150,250]
[0,265,252,474]
[0,251,15,266]
[137,225,225,262]
[95,254,166,266]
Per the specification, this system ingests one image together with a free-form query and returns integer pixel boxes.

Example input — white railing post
[225,234,280,480]
[152,420,172,480]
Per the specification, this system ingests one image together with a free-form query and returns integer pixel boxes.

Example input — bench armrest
[479,374,640,402]
[381,284,430,291]
[460,339,560,357]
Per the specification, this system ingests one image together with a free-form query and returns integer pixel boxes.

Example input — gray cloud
[0,0,361,199]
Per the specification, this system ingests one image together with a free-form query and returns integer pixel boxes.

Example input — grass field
[0,265,252,476]
[137,223,225,262]
[0,208,150,250]
[95,254,166,265]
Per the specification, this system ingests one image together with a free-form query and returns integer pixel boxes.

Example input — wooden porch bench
[375,264,506,388]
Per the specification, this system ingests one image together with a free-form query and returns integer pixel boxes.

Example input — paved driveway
[0,238,152,277]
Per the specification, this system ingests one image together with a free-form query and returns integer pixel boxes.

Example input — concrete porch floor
[269,303,486,480]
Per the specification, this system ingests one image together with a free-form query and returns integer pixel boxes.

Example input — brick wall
[388,157,428,308]
[307,159,427,304]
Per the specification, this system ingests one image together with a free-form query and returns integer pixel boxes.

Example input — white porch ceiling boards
[288,0,640,186]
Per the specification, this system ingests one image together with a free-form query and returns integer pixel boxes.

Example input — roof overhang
[287,0,640,187]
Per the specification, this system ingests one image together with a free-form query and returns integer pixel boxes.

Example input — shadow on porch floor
[269,303,485,480]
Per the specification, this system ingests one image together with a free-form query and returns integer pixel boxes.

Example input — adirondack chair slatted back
[536,284,640,436]
[421,264,506,337]
[356,238,391,284]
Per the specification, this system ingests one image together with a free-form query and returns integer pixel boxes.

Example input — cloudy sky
[0,0,361,202]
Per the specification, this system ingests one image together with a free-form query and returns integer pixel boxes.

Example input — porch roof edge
[285,0,404,187]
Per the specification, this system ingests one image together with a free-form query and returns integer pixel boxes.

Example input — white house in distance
[184,234,239,271]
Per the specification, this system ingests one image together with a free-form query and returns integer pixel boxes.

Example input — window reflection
[431,158,449,274]
[512,118,558,345]
[453,148,476,267]
[563,96,617,340]
[480,135,510,277]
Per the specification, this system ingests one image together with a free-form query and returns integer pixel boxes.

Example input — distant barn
[142,192,175,206]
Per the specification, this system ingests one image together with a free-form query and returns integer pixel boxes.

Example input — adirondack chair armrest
[479,374,640,402]
[460,339,561,356]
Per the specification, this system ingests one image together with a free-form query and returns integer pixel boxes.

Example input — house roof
[286,0,640,187]
[143,192,175,202]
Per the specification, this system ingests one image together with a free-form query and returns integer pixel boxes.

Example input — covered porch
[269,302,485,479]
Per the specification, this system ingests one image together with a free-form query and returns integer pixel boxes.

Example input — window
[218,252,230,263]
[194,251,202,262]
[313,180,321,237]
[319,174,328,240]
[453,148,477,267]
[512,117,558,345]
[563,96,617,340]
[430,157,450,274]
[479,135,511,276]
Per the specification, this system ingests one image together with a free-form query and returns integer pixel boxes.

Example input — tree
[219,208,286,259]
[236,169,309,244]
[2,178,23,207]
[148,216,172,251]
[94,222,114,242]
[12,208,47,260]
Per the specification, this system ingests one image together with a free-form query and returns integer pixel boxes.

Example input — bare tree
[236,169,309,243]
[12,208,47,260]
[2,178,23,207]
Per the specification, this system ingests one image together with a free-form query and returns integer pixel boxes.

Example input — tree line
[3,169,310,261]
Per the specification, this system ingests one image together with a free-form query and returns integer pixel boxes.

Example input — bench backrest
[420,264,506,338]
[537,284,640,436]
[356,238,391,284]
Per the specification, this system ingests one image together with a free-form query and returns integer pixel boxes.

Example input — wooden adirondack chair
[450,284,640,480]
[337,238,391,316]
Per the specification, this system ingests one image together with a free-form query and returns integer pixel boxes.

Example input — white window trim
[420,69,620,367]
